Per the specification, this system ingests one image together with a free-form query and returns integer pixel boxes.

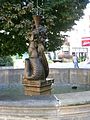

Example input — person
[72,54,79,68]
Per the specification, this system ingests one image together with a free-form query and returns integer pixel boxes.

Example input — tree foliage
[0,0,89,56]
[0,55,13,66]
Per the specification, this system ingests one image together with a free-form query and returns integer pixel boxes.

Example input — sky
[68,3,90,48]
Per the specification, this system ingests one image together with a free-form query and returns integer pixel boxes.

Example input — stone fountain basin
[0,84,90,119]
[0,90,90,120]
[0,68,90,119]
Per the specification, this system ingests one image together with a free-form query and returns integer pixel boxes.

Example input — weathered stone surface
[0,68,90,86]
[0,92,90,120]
[23,78,54,95]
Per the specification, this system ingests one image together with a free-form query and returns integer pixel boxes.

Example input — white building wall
[67,3,90,59]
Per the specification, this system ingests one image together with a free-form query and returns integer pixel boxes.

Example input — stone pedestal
[22,78,54,95]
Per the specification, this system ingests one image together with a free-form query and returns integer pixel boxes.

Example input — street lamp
[22,0,54,95]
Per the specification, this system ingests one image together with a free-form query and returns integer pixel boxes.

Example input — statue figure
[24,15,49,81]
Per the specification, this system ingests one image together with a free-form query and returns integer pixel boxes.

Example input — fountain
[22,14,54,95]
[0,0,90,119]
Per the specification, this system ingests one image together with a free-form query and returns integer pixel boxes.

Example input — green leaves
[0,55,13,66]
[0,0,89,55]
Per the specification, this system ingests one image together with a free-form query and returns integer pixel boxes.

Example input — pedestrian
[72,54,79,68]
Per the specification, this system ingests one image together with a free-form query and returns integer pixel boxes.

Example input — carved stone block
[22,78,54,95]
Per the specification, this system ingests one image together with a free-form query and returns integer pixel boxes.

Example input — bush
[0,56,13,66]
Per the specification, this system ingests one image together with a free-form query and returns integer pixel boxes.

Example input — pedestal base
[22,78,54,95]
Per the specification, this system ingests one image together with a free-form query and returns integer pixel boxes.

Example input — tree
[0,0,89,56]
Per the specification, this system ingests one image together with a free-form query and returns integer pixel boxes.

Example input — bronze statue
[24,15,49,81]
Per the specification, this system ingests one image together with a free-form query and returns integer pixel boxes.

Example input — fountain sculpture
[22,15,54,95]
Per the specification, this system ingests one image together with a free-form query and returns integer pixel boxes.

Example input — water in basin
[52,83,90,94]
[0,83,90,100]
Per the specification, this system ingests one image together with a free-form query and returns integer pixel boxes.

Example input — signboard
[81,37,90,46]
[72,47,88,53]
